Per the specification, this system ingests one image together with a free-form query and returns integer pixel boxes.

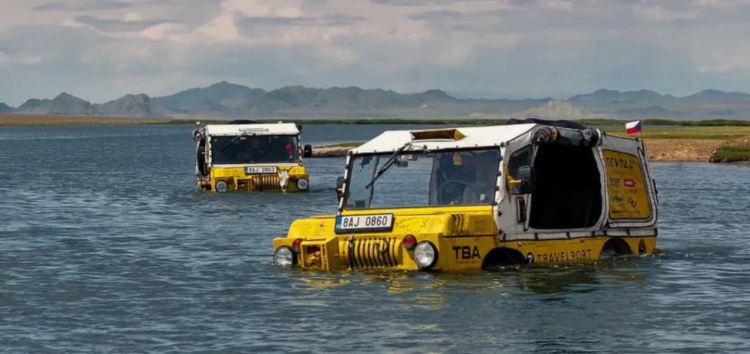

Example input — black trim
[506,118,589,130]
[500,233,657,242]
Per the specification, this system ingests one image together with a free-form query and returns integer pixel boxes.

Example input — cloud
[2,0,750,106]
[72,15,178,32]
[0,51,10,69]
[34,0,131,11]
[237,14,364,27]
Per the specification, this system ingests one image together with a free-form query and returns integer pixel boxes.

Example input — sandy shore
[0,113,166,126]
[644,139,726,162]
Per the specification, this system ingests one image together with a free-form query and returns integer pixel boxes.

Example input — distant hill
[569,88,750,119]
[514,100,595,120]
[8,84,750,120]
[686,89,750,101]
[615,105,686,118]
[96,94,152,118]
[150,83,548,119]
[0,102,14,113]
[18,93,97,115]
[151,81,267,114]
[570,89,667,104]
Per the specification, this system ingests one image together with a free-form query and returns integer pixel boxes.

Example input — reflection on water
[1,126,750,353]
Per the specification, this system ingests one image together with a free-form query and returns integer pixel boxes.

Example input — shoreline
[0,114,166,126]
[4,114,750,127]
[3,113,749,163]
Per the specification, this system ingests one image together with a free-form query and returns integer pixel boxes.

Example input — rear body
[195,122,310,193]
[273,121,659,270]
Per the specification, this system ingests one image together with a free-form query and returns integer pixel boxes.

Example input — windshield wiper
[220,132,248,152]
[364,142,423,189]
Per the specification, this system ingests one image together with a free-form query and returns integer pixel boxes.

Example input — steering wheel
[439,180,482,204]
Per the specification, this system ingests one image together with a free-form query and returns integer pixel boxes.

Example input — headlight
[414,242,438,269]
[296,178,309,191]
[273,246,295,267]
[215,180,228,193]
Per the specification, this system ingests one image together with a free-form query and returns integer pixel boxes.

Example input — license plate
[245,166,277,174]
[335,214,394,234]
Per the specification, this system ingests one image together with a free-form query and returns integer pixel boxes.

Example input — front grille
[258,176,281,191]
[236,175,281,192]
[344,237,401,269]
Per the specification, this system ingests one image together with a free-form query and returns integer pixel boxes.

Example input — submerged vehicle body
[194,121,311,193]
[273,120,659,271]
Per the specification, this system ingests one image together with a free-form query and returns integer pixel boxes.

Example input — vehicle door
[599,135,658,229]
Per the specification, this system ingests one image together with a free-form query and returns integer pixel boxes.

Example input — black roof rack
[228,120,258,125]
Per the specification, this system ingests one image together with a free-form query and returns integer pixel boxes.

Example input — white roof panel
[205,123,299,136]
[352,124,537,154]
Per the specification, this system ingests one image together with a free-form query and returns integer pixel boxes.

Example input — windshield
[211,135,299,164]
[345,149,500,209]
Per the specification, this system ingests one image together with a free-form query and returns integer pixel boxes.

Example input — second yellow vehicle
[273,119,659,271]
[194,121,311,193]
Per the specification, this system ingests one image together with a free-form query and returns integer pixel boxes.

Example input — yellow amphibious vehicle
[273,119,659,271]
[194,121,312,193]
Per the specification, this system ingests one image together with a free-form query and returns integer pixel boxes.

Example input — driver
[460,151,497,204]
[438,151,496,205]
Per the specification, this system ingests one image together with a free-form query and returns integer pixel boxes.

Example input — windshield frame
[208,133,301,166]
[341,146,503,212]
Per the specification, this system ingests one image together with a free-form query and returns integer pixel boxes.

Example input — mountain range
[3,82,750,120]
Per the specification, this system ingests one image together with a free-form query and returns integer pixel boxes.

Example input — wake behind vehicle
[273,119,659,271]
[194,121,312,193]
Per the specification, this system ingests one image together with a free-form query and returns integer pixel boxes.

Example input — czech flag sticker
[626,120,642,135]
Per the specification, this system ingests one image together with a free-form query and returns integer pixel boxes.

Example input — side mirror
[303,144,313,158]
[336,176,345,200]
[192,128,204,142]
[508,166,535,195]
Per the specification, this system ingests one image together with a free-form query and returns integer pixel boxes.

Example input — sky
[1,0,750,106]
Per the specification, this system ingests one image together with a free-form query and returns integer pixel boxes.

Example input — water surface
[1,125,749,353]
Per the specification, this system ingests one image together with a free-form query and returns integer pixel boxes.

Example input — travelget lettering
[605,157,635,169]
[534,249,592,263]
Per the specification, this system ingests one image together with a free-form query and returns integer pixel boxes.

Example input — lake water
[1,125,749,353]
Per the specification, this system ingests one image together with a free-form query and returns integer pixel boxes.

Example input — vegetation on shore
[709,146,750,163]
[604,126,750,140]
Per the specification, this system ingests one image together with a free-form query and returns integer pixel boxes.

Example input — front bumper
[203,165,309,192]
[275,235,414,270]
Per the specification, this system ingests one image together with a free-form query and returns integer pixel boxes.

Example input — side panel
[599,135,658,229]
[602,150,652,220]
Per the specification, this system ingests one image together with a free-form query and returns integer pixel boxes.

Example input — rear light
[291,238,303,253]
[402,235,417,250]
